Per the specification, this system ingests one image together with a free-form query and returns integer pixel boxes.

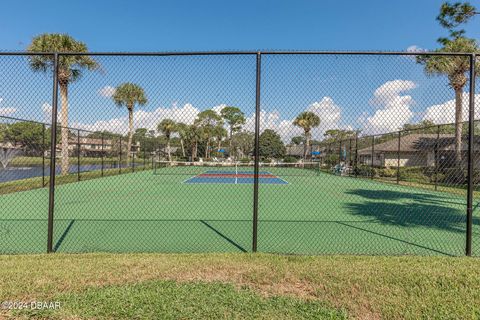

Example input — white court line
[181,170,289,185]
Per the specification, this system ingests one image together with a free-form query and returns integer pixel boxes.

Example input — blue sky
[0,0,479,141]
[2,0,479,52]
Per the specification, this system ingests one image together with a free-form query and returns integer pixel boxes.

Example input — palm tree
[157,119,177,161]
[175,122,188,158]
[185,124,201,161]
[28,33,97,175]
[194,110,223,159]
[418,37,479,166]
[293,111,320,160]
[112,83,147,164]
[220,106,245,158]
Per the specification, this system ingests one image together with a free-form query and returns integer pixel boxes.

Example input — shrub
[353,165,375,177]
[377,168,397,178]
[440,168,466,185]
[399,167,431,184]
[283,156,299,163]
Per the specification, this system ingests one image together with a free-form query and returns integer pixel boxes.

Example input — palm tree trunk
[454,87,464,166]
[127,109,134,166]
[194,140,198,160]
[180,139,185,157]
[59,84,69,176]
[304,130,311,160]
[167,139,171,161]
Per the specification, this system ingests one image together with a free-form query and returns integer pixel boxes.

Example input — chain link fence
[0,51,477,256]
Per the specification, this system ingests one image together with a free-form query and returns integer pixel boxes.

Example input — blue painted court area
[184,170,289,184]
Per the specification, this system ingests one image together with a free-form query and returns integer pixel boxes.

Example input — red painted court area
[198,173,275,178]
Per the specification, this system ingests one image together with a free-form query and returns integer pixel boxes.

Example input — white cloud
[212,104,227,115]
[244,109,302,142]
[98,86,116,98]
[41,103,54,122]
[307,97,342,130]
[243,97,345,143]
[422,93,480,124]
[361,80,417,135]
[71,97,341,142]
[406,45,427,53]
[0,98,16,116]
[70,97,346,143]
[0,107,16,116]
[71,103,201,134]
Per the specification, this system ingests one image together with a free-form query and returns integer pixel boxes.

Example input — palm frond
[27,33,98,83]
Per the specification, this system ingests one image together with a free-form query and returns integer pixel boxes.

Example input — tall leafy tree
[185,124,202,161]
[293,111,320,160]
[291,136,305,145]
[157,119,177,161]
[232,131,255,159]
[258,129,286,160]
[401,120,454,134]
[112,83,147,164]
[132,128,148,157]
[220,106,245,157]
[194,110,223,158]
[28,33,97,175]
[4,122,45,156]
[213,125,228,152]
[323,129,355,143]
[0,124,7,143]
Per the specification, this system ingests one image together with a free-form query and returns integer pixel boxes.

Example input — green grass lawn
[1,166,478,256]
[9,156,148,167]
[1,253,479,319]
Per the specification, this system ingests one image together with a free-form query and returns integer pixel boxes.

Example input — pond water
[0,163,143,183]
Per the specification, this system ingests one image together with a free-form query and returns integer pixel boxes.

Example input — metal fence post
[252,52,261,253]
[397,131,401,184]
[47,53,59,253]
[435,125,440,191]
[338,140,342,166]
[466,53,476,256]
[77,129,80,181]
[101,133,104,177]
[119,136,122,174]
[143,138,146,170]
[151,141,154,169]
[42,123,46,187]
[349,138,352,168]
[371,136,375,179]
[354,133,358,178]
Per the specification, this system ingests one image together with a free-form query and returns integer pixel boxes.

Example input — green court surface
[1,166,479,256]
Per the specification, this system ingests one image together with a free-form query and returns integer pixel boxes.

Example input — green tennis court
[1,166,479,256]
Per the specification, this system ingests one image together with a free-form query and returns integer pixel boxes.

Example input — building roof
[356,133,478,155]
[286,145,322,156]
[286,145,304,156]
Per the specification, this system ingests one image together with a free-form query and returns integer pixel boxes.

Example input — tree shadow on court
[344,189,479,234]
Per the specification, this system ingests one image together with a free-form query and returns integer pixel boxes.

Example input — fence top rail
[0,114,112,135]
[313,119,478,147]
[0,50,475,57]
[0,115,47,126]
